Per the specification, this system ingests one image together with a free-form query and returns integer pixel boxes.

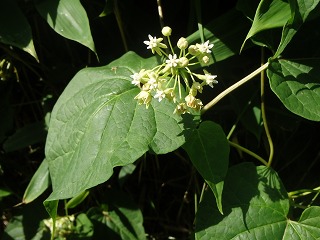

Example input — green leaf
[35,0,96,54]
[74,213,94,238]
[66,190,90,209]
[23,159,50,204]
[274,0,320,57]
[3,199,50,240]
[87,190,145,240]
[183,121,229,214]
[241,0,291,51]
[0,0,38,60]
[43,200,59,237]
[45,52,187,200]
[195,163,290,239]
[284,206,320,239]
[0,188,12,198]
[267,58,320,121]
[3,121,47,152]
[187,8,250,63]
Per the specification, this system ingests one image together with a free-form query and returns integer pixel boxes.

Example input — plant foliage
[1,0,320,239]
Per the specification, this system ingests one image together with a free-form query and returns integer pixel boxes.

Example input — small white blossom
[154,90,166,102]
[130,73,141,86]
[204,70,218,88]
[196,40,214,54]
[147,72,159,89]
[144,35,167,55]
[166,54,179,68]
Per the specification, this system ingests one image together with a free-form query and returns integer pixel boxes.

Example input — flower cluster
[131,26,218,115]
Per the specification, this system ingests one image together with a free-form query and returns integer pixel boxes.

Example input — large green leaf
[35,0,96,53]
[183,121,229,214]
[274,0,320,57]
[241,0,291,50]
[0,0,38,60]
[195,163,320,239]
[45,52,187,200]
[267,58,320,121]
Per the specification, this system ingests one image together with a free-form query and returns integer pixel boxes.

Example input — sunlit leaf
[35,0,96,54]
[195,163,289,239]
[45,52,188,201]
[23,159,50,204]
[267,58,320,121]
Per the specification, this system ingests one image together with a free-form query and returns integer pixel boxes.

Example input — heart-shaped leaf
[267,58,320,121]
[45,52,188,201]
[195,163,320,239]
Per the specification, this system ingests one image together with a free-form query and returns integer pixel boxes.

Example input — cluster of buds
[131,26,218,115]
[44,215,75,238]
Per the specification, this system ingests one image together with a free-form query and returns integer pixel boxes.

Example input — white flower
[144,35,167,55]
[147,72,159,89]
[130,73,141,86]
[154,90,165,102]
[203,70,218,88]
[166,54,179,68]
[196,40,214,54]
[130,69,147,86]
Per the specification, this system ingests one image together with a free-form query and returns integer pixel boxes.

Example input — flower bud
[177,37,188,50]
[162,26,172,36]
[202,55,210,64]
[188,45,199,55]
[178,57,189,68]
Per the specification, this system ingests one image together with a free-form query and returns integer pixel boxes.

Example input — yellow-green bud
[177,37,188,50]
[202,55,210,64]
[178,57,189,68]
[188,45,199,55]
[162,26,172,37]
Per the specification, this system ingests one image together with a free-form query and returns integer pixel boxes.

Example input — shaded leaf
[0,0,38,60]
[241,0,291,50]
[87,189,145,240]
[45,52,188,200]
[275,0,320,57]
[187,8,250,63]
[3,121,47,152]
[267,58,320,121]
[0,188,12,198]
[35,0,96,54]
[66,190,90,209]
[23,159,50,204]
[183,121,229,214]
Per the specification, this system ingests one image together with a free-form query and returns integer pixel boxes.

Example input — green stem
[260,54,274,167]
[229,141,268,166]
[201,62,269,114]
